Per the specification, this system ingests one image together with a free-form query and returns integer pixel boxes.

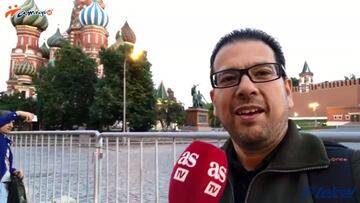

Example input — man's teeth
[241,109,259,114]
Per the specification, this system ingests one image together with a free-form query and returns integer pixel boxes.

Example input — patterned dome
[11,0,48,31]
[119,21,136,44]
[47,28,66,48]
[14,58,36,76]
[79,0,109,28]
[40,42,49,58]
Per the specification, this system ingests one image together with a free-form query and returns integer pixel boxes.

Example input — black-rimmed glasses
[210,63,286,88]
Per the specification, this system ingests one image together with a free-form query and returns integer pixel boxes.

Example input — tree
[206,103,222,128]
[344,74,356,80]
[89,44,157,131]
[0,92,36,112]
[290,77,299,87]
[156,99,185,131]
[0,92,37,130]
[36,43,97,129]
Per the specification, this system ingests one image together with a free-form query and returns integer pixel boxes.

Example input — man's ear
[285,79,294,108]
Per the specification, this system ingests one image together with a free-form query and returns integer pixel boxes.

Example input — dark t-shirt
[227,140,283,203]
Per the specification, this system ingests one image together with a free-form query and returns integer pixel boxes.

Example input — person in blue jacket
[0,110,34,201]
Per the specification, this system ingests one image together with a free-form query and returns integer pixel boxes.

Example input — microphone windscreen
[169,141,228,203]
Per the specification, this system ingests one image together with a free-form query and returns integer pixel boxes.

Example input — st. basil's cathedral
[5,0,136,98]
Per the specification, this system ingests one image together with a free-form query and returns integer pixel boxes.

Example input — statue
[197,91,206,108]
[191,84,206,108]
[167,88,175,100]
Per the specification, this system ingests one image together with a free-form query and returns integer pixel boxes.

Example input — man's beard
[229,112,288,151]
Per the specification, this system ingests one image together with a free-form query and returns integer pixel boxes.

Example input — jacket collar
[267,120,329,170]
[223,120,330,171]
[0,133,12,145]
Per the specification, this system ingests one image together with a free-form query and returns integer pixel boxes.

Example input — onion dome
[40,42,49,58]
[79,0,109,28]
[47,28,66,48]
[14,58,36,76]
[11,0,48,31]
[119,21,136,44]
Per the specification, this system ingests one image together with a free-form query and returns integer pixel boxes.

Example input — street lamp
[308,102,319,127]
[123,49,144,132]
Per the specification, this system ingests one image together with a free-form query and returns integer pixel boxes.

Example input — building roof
[156,81,168,100]
[40,42,49,58]
[47,28,66,48]
[79,0,109,28]
[14,57,36,76]
[10,0,48,32]
[299,61,313,76]
[119,21,136,44]
[67,0,105,32]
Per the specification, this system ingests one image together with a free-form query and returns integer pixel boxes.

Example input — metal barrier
[9,130,360,203]
[10,131,101,203]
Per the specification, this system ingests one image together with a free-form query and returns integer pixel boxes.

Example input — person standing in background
[0,110,34,201]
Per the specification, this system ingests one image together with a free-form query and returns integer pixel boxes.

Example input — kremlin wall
[290,62,360,126]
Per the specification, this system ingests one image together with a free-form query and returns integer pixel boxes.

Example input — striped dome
[14,58,36,76]
[47,28,66,48]
[11,0,48,31]
[79,0,109,28]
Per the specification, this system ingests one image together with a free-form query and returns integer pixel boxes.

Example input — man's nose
[235,74,259,98]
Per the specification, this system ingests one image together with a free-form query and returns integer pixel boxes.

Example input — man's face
[0,121,14,134]
[210,40,294,150]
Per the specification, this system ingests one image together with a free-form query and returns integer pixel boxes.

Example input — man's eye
[218,74,237,84]
[253,68,274,78]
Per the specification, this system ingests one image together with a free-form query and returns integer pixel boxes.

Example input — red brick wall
[326,106,360,121]
[290,79,360,117]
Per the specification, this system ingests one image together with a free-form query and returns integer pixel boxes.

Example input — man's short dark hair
[210,28,286,74]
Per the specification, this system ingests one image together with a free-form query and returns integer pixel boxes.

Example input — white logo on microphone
[177,151,199,167]
[204,161,227,197]
[173,151,199,182]
[204,181,221,197]
[173,167,189,182]
[207,161,227,183]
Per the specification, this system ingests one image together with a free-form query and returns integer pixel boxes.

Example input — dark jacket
[220,120,360,203]
[0,133,16,181]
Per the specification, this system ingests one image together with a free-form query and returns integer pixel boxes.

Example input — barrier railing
[10,131,100,203]
[9,130,360,203]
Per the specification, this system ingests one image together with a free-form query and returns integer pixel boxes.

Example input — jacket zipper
[228,172,235,202]
[243,165,329,203]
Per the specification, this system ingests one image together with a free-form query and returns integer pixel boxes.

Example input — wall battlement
[292,78,360,92]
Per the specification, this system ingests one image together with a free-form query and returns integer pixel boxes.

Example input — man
[209,28,360,202]
[0,110,33,201]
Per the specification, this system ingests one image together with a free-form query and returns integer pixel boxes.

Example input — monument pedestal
[183,107,211,131]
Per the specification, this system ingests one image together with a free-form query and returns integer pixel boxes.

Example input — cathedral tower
[79,0,109,77]
[7,0,48,97]
[299,61,314,92]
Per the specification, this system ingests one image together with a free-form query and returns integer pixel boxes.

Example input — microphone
[169,141,228,203]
